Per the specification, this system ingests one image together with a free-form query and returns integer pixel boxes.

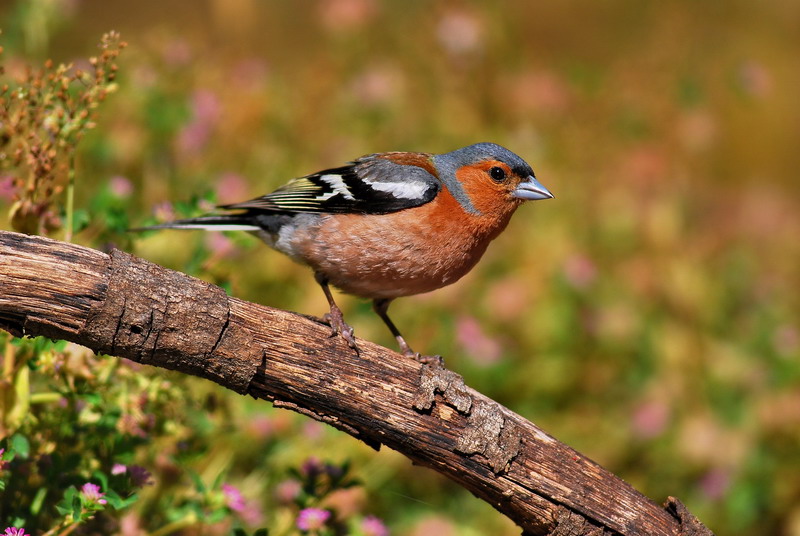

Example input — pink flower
[361,515,389,536]
[190,90,222,125]
[153,201,176,223]
[4,528,29,536]
[222,483,246,513]
[437,10,484,56]
[699,468,732,500]
[215,172,250,205]
[296,508,331,531]
[177,90,222,156]
[0,449,7,470]
[631,401,670,439]
[109,176,133,198]
[738,60,772,98]
[275,479,302,504]
[0,175,17,202]
[562,254,597,290]
[112,463,127,475]
[80,482,108,505]
[163,39,192,67]
[318,0,378,31]
[350,65,403,107]
[455,316,502,364]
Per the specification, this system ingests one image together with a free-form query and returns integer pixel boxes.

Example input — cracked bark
[0,231,714,536]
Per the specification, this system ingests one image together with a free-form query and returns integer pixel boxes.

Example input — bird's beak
[513,176,554,201]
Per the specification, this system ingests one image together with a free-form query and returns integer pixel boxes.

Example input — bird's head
[433,142,553,217]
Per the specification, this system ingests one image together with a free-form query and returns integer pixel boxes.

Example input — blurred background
[0,0,798,535]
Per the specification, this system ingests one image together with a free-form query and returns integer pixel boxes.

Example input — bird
[138,142,553,360]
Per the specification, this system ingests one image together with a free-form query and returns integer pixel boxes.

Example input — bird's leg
[315,273,357,350]
[372,299,442,365]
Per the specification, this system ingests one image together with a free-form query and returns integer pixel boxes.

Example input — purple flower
[4,527,29,536]
[129,465,154,487]
[80,482,107,505]
[296,508,330,531]
[361,515,389,536]
[301,457,324,478]
[222,483,246,513]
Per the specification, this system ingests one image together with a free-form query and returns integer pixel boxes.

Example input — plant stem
[65,155,75,242]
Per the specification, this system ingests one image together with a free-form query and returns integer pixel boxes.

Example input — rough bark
[0,230,714,536]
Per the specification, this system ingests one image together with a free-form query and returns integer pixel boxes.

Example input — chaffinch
[142,142,553,360]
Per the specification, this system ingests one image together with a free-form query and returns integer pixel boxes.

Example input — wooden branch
[0,230,713,536]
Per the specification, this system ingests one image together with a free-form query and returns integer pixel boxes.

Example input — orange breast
[291,189,515,299]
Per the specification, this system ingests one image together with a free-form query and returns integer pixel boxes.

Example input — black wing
[221,155,440,215]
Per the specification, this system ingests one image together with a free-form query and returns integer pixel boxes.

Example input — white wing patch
[319,174,355,200]
[362,178,430,200]
[167,223,260,231]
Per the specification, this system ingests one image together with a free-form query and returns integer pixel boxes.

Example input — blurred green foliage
[0,0,798,535]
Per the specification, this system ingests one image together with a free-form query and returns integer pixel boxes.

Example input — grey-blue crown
[430,142,535,214]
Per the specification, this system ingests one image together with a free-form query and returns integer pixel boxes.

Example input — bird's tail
[131,214,261,233]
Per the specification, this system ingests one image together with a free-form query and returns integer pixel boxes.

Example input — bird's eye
[489,166,506,182]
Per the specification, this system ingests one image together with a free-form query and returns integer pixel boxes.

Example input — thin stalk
[65,154,75,242]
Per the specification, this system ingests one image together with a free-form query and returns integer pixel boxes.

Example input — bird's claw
[395,335,442,365]
[405,351,444,366]
[322,308,358,351]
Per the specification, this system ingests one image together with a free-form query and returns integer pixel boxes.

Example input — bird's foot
[407,351,444,366]
[397,336,443,366]
[323,305,357,351]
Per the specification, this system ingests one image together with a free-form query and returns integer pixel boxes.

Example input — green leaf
[72,493,83,519]
[9,434,30,459]
[206,508,226,523]
[211,471,224,490]
[92,470,109,490]
[105,489,139,510]
[188,469,206,492]
[71,208,91,233]
[56,486,78,516]
[31,486,48,514]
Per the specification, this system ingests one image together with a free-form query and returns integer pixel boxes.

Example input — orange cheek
[455,166,518,216]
